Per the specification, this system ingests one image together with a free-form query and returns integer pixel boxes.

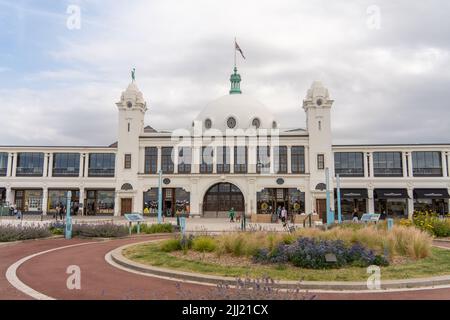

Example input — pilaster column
[402,152,408,177]
[43,153,49,178]
[48,153,54,177]
[305,146,310,174]
[248,145,256,174]
[407,153,413,177]
[442,152,448,177]
[12,153,17,177]
[173,147,178,174]
[84,153,89,177]
[135,190,143,213]
[114,193,120,216]
[192,146,200,174]
[6,187,12,205]
[368,188,375,213]
[7,153,12,177]
[269,145,275,174]
[42,187,48,216]
[229,146,235,174]
[287,146,292,174]
[79,188,85,215]
[369,152,374,178]
[407,188,414,219]
[157,147,162,172]
[79,154,84,177]
[212,146,217,174]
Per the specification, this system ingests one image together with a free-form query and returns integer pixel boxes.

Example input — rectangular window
[373,152,403,177]
[334,152,364,176]
[234,146,247,173]
[216,147,230,173]
[274,146,287,174]
[200,146,213,173]
[317,154,325,170]
[178,147,192,174]
[53,153,80,177]
[412,151,442,177]
[144,147,158,174]
[291,146,305,174]
[16,152,45,177]
[257,146,270,174]
[0,152,7,176]
[88,153,115,177]
[161,147,174,174]
[124,154,132,169]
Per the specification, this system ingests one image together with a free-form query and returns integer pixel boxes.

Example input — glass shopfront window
[145,147,158,174]
[0,152,7,176]
[257,146,270,174]
[413,189,449,215]
[161,147,174,174]
[334,152,364,177]
[216,147,230,173]
[53,153,80,177]
[374,189,409,218]
[144,188,191,217]
[88,153,115,177]
[85,190,115,215]
[373,152,403,177]
[257,188,305,216]
[274,146,287,174]
[14,189,43,213]
[16,153,44,177]
[178,147,191,174]
[234,146,247,173]
[334,189,368,220]
[412,151,442,177]
[291,146,305,174]
[48,190,80,215]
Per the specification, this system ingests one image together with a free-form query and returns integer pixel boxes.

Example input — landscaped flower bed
[122,224,449,281]
[0,224,52,242]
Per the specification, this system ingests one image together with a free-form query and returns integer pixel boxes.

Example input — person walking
[352,208,359,222]
[55,204,60,220]
[228,207,235,223]
[276,206,282,220]
[59,202,65,220]
[281,207,287,226]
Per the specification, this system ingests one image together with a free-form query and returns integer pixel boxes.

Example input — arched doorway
[202,182,245,218]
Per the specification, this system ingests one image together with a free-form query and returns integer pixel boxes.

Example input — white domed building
[1,66,449,222]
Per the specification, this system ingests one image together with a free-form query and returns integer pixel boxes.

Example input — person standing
[276,206,282,220]
[228,207,235,223]
[59,202,65,220]
[352,208,359,222]
[281,207,287,226]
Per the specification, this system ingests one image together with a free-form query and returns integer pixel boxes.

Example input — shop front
[414,188,450,215]
[14,189,43,214]
[144,188,190,217]
[48,189,80,216]
[334,188,368,220]
[256,188,305,222]
[374,188,409,218]
[85,189,115,215]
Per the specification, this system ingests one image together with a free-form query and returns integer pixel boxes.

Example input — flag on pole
[235,41,246,59]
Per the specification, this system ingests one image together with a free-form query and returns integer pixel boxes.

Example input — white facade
[1,69,449,220]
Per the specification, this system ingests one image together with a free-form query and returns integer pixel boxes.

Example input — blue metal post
[336,174,342,223]
[65,191,72,239]
[325,167,332,226]
[157,170,162,224]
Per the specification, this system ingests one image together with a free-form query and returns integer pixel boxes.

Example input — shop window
[412,151,442,177]
[144,147,158,174]
[334,152,364,176]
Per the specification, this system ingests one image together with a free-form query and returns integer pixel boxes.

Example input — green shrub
[0,224,52,242]
[133,223,174,234]
[192,236,217,252]
[160,238,182,252]
[72,223,129,238]
[413,211,450,237]
[49,227,64,235]
[432,219,450,237]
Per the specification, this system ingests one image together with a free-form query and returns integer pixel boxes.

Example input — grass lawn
[123,243,450,282]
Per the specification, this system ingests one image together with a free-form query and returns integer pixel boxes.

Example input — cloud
[0,0,450,145]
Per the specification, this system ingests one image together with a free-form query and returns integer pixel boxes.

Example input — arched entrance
[202,182,245,218]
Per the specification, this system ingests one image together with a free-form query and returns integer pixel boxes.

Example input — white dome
[194,94,278,131]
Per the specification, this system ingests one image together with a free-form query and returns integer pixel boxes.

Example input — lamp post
[157,169,162,224]
[325,167,332,226]
[65,191,72,239]
[336,174,342,223]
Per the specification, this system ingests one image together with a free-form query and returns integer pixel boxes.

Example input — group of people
[276,206,289,226]
[228,207,242,222]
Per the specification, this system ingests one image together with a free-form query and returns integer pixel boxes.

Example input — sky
[0,0,449,146]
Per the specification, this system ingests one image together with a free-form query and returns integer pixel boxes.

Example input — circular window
[227,117,237,129]
[272,121,277,129]
[163,178,171,185]
[204,118,212,129]
[276,178,285,185]
[316,99,323,106]
[127,101,133,108]
[252,118,261,129]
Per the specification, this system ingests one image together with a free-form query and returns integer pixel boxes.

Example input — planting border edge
[107,240,450,292]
